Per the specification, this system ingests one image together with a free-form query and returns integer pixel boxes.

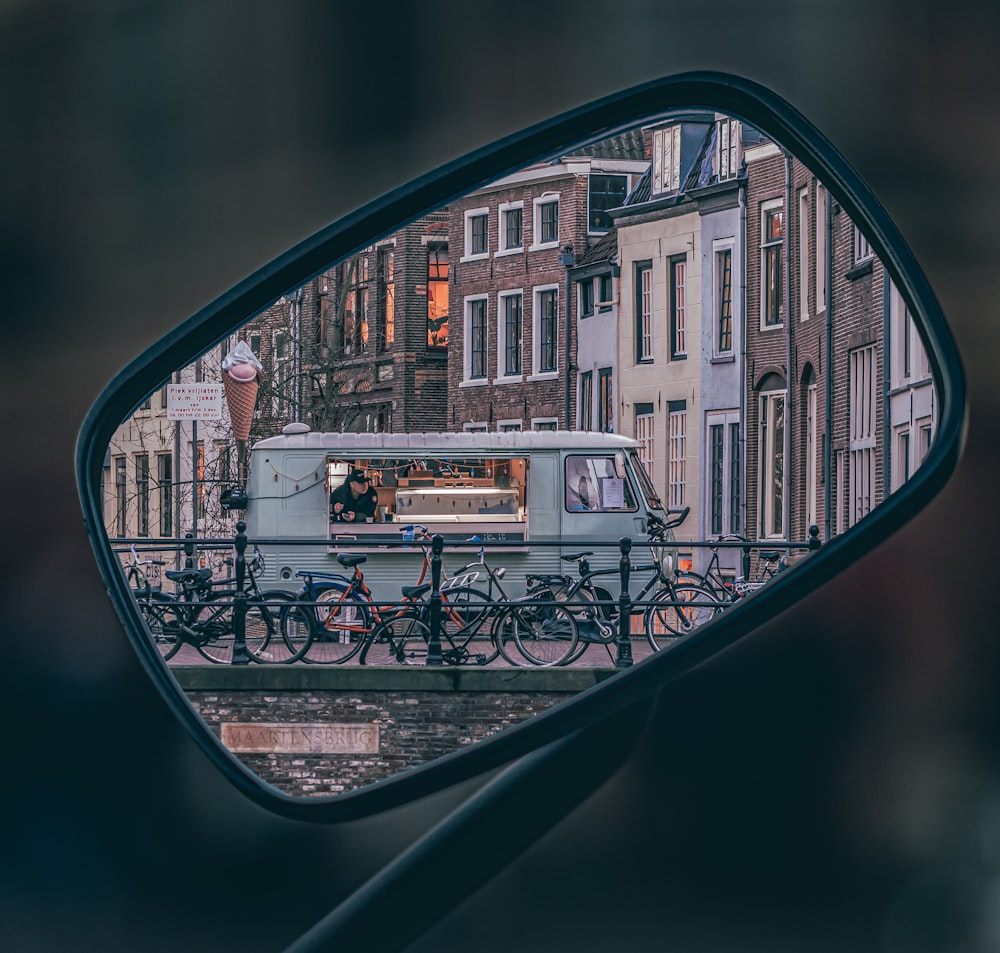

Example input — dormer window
[652,125,681,195]
[717,115,741,181]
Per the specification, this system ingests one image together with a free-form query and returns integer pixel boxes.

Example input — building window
[114,456,127,537]
[498,419,522,432]
[215,440,231,486]
[636,261,653,363]
[499,291,522,378]
[580,370,593,431]
[579,278,595,319]
[853,224,873,264]
[598,367,614,433]
[193,441,206,522]
[761,201,784,328]
[157,453,172,537]
[532,195,560,248]
[707,411,740,536]
[670,256,687,359]
[717,115,741,181]
[635,404,655,483]
[597,274,613,313]
[806,381,818,530]
[465,209,489,258]
[652,124,681,195]
[465,297,488,381]
[427,245,448,348]
[272,329,291,416]
[716,247,733,354]
[499,202,523,253]
[589,173,627,231]
[892,426,911,493]
[464,421,488,433]
[377,248,394,351]
[135,454,149,538]
[342,256,369,356]
[534,287,559,374]
[798,186,810,320]
[532,418,558,432]
[849,345,877,527]
[667,402,687,508]
[759,386,786,537]
[815,183,828,314]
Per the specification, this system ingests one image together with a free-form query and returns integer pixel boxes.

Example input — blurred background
[3,2,1000,950]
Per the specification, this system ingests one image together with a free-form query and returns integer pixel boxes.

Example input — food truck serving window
[564,454,637,513]
[326,455,527,532]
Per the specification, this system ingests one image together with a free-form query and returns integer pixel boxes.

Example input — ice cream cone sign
[221,340,263,441]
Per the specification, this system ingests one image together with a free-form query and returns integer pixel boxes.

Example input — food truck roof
[252,427,640,453]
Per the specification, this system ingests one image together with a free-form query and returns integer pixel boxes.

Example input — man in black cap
[330,468,379,522]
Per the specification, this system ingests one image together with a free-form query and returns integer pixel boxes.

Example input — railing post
[231,520,250,665]
[808,524,822,551]
[615,536,633,669]
[742,540,751,581]
[426,534,444,666]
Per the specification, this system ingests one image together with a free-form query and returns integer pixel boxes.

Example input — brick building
[447,135,646,432]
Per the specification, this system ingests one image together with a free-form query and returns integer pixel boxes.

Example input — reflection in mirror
[101,108,938,797]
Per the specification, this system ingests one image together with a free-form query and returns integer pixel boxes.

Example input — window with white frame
[532,417,558,431]
[597,273,614,313]
[157,453,172,537]
[652,124,681,195]
[135,453,149,538]
[598,367,614,433]
[717,115,741,181]
[463,296,488,382]
[579,370,593,431]
[427,245,449,348]
[815,183,828,314]
[498,202,523,253]
[634,404,655,482]
[114,456,127,537]
[798,186,810,320]
[532,285,559,375]
[588,174,628,231]
[463,421,488,433]
[497,419,522,432]
[579,278,595,319]
[707,411,740,536]
[849,345,877,527]
[892,425,911,493]
[531,194,560,249]
[464,208,490,259]
[497,291,523,379]
[759,384,786,538]
[806,381,818,530]
[761,200,784,328]
[667,402,687,507]
[835,450,846,536]
[670,255,687,359]
[889,282,933,387]
[272,329,291,415]
[636,261,653,363]
[715,244,734,355]
[853,224,873,264]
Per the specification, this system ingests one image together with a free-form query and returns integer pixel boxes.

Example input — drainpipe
[823,188,834,542]
[783,151,792,543]
[558,245,576,427]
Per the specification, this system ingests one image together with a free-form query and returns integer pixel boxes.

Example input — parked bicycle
[282,543,497,665]
[134,546,295,663]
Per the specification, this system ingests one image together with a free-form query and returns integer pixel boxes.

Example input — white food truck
[243,425,675,598]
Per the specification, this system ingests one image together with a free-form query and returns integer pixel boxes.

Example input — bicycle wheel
[196,594,238,663]
[303,585,370,664]
[278,601,314,664]
[244,592,299,663]
[140,596,182,660]
[505,600,579,666]
[438,586,497,665]
[359,614,430,666]
[644,584,721,651]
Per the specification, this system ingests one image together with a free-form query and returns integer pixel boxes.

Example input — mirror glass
[99,107,938,798]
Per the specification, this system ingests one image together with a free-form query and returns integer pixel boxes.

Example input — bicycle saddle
[337,553,368,568]
[402,584,432,600]
[164,567,212,585]
[560,552,593,562]
[759,551,781,562]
